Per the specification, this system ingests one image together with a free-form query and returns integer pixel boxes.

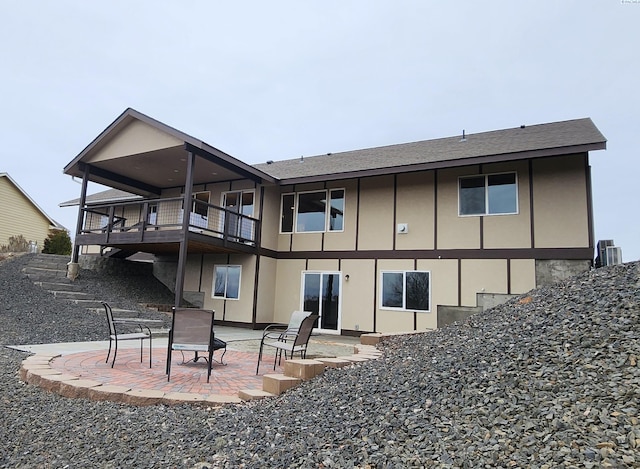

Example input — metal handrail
[78,196,260,245]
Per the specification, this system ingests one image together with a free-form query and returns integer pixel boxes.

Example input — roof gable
[85,119,183,164]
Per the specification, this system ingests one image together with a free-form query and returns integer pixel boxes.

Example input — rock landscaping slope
[0,253,638,468]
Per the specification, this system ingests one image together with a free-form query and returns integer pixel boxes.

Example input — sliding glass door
[302,272,341,333]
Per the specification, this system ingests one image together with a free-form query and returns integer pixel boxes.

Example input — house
[62,108,606,334]
[0,172,65,252]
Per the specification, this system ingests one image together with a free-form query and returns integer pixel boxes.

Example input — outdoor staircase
[23,253,169,336]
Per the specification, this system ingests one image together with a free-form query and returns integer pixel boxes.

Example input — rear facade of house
[63,109,606,335]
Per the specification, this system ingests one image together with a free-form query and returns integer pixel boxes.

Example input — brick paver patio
[49,347,283,396]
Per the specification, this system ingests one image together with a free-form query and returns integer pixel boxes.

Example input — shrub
[0,235,29,253]
[42,229,72,255]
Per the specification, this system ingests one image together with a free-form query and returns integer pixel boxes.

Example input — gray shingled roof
[253,118,606,182]
[59,188,141,207]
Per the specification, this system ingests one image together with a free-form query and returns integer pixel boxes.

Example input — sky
[1,1,638,261]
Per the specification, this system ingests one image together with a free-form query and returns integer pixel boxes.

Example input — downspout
[67,165,89,280]
[174,150,196,309]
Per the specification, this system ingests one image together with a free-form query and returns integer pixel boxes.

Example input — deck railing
[79,196,260,246]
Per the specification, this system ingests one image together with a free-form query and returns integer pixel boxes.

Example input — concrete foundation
[79,255,154,276]
[476,293,519,311]
[437,305,482,328]
[535,259,591,287]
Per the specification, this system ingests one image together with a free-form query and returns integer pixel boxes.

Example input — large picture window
[280,189,345,233]
[213,265,241,300]
[459,172,517,216]
[381,271,430,312]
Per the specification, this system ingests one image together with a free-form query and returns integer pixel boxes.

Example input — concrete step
[238,389,276,401]
[23,267,68,278]
[65,299,105,308]
[283,359,326,380]
[262,373,302,395]
[49,291,93,300]
[25,260,69,271]
[314,357,353,369]
[35,281,83,292]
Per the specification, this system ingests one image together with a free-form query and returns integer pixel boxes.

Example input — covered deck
[63,108,277,306]
[76,196,261,256]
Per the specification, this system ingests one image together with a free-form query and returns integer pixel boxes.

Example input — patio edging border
[18,332,411,406]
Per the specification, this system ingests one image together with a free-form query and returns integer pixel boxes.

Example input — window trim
[280,188,346,234]
[379,270,431,312]
[212,264,242,300]
[458,172,519,217]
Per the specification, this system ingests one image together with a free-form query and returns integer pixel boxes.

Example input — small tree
[42,229,72,255]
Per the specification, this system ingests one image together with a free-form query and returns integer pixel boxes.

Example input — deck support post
[174,150,196,309]
[68,165,90,279]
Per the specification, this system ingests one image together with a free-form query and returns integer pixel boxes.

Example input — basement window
[213,265,241,300]
[380,270,431,312]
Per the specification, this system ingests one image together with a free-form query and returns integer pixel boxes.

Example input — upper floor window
[281,189,345,233]
[459,172,517,216]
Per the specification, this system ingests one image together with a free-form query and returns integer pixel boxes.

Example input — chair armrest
[262,324,288,338]
[113,318,163,324]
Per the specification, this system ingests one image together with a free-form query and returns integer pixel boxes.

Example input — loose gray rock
[0,253,638,468]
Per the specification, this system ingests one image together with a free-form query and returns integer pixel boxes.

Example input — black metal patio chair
[256,313,319,374]
[103,302,153,368]
[166,308,226,383]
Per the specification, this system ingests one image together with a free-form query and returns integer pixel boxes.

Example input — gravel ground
[0,253,638,468]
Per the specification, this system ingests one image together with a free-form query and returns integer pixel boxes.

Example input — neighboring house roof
[0,173,65,229]
[59,188,142,207]
[254,118,606,184]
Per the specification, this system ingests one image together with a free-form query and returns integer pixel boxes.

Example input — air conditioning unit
[605,246,622,266]
[597,239,614,261]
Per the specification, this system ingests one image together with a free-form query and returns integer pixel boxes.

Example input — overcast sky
[1,1,638,261]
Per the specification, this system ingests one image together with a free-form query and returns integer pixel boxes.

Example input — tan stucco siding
[460,259,508,306]
[260,185,281,252]
[436,167,481,249]
[509,259,536,294]
[415,259,458,330]
[202,254,255,323]
[255,256,277,324]
[341,259,376,332]
[272,259,306,324]
[86,120,183,163]
[482,161,532,249]
[395,171,435,250]
[0,178,53,251]
[532,155,589,248]
[358,175,395,250]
